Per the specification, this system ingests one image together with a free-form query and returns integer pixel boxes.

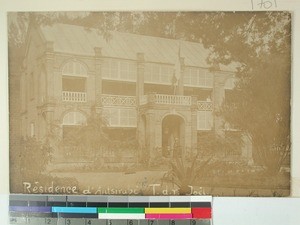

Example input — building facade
[19,23,252,165]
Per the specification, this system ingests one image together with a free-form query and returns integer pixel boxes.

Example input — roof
[39,23,236,71]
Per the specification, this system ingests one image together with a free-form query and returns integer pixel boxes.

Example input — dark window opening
[62,76,86,92]
[144,83,173,95]
[184,87,212,101]
[102,80,136,96]
[104,128,136,142]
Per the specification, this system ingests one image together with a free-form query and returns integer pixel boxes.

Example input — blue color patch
[52,207,97,214]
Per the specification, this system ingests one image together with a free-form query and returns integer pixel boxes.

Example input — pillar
[155,117,162,149]
[45,41,55,104]
[177,57,185,95]
[136,52,145,102]
[146,111,156,158]
[191,96,198,153]
[44,41,60,162]
[94,47,102,110]
[43,41,56,123]
[136,52,145,153]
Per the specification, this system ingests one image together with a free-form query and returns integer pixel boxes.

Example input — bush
[20,137,52,181]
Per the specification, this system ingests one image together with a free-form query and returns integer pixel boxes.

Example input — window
[184,67,213,88]
[102,80,136,96]
[62,60,87,77]
[62,60,87,102]
[102,107,137,127]
[102,58,137,82]
[62,111,87,141]
[144,63,174,84]
[197,111,213,130]
[63,111,87,126]
[62,77,86,92]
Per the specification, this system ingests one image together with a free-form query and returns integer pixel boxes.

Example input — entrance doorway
[162,115,185,157]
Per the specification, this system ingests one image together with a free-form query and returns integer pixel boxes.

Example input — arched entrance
[162,115,185,157]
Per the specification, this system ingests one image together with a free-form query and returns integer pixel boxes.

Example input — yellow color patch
[145,208,191,214]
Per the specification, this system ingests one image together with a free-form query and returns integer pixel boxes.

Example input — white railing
[197,101,213,111]
[154,94,191,106]
[139,95,148,105]
[101,94,136,106]
[62,91,86,102]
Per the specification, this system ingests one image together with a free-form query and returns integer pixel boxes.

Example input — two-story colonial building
[19,23,252,165]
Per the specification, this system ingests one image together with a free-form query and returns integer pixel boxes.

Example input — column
[136,52,145,156]
[213,72,226,137]
[45,41,55,104]
[44,41,58,162]
[191,96,198,154]
[155,118,162,149]
[136,52,145,102]
[177,57,185,95]
[94,47,102,110]
[43,41,55,123]
[146,111,156,158]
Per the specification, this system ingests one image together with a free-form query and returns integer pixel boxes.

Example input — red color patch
[191,208,212,219]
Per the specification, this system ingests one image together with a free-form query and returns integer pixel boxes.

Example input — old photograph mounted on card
[8,11,291,196]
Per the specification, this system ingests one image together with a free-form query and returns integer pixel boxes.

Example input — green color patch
[98,207,145,214]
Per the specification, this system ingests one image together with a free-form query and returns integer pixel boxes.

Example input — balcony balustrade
[62,91,86,102]
[197,101,213,111]
[139,94,214,108]
[140,94,192,106]
[101,94,136,106]
[154,94,191,106]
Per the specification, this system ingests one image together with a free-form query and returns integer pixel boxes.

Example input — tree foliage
[210,13,291,172]
[20,137,52,180]
[63,106,109,151]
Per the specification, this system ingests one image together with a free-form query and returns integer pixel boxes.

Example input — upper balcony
[140,93,213,110]
[61,92,213,111]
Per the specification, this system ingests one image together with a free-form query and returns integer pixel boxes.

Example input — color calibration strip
[9,195,212,225]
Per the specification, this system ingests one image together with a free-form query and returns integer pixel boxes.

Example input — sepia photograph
[8,11,291,196]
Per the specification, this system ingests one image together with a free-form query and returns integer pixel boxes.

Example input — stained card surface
[8,11,291,196]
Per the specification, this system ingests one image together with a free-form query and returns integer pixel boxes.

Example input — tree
[212,13,291,174]
[62,106,110,161]
[74,106,109,150]
[18,137,52,189]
